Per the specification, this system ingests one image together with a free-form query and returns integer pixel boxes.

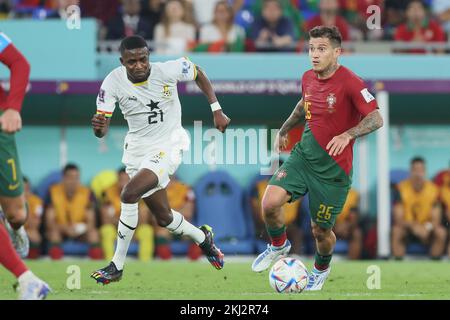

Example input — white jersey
[96,57,197,147]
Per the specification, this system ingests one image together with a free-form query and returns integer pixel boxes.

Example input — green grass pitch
[1,259,449,300]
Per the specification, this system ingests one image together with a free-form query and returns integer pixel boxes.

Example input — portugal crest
[326,93,336,113]
[275,169,287,181]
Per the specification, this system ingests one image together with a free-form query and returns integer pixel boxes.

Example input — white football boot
[16,271,51,300]
[305,266,331,291]
[251,240,291,272]
[5,222,30,259]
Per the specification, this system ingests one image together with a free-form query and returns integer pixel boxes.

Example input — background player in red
[251,26,383,291]
[0,32,50,299]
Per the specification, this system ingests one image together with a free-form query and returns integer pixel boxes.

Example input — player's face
[410,162,426,183]
[120,47,150,83]
[63,169,80,193]
[308,37,340,73]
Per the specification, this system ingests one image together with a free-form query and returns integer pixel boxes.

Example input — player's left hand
[213,110,230,133]
[326,132,352,156]
[0,109,22,133]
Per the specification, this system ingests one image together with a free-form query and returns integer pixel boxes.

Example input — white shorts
[122,143,185,198]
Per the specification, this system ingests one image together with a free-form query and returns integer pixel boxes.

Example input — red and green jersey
[297,65,378,183]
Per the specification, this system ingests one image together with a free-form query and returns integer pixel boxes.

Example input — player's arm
[326,87,383,156]
[194,65,230,133]
[275,99,305,152]
[93,74,116,138]
[92,114,111,138]
[0,38,31,133]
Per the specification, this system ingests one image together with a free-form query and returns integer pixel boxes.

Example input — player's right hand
[274,132,288,153]
[0,109,22,133]
[91,113,107,131]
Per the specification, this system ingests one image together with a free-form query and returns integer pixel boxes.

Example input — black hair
[119,35,148,55]
[23,176,29,184]
[309,26,342,48]
[411,157,425,166]
[118,166,127,174]
[63,163,79,175]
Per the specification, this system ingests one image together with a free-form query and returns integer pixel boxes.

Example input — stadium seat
[194,171,254,254]
[60,241,89,256]
[406,243,428,255]
[35,170,62,200]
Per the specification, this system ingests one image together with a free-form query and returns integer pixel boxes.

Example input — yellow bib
[397,180,439,224]
[50,183,91,225]
[167,181,191,211]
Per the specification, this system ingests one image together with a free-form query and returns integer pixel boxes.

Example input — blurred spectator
[23,177,43,259]
[190,0,244,26]
[0,0,12,19]
[79,0,119,25]
[383,0,409,40]
[338,0,384,40]
[394,0,446,54]
[391,157,447,260]
[250,0,306,40]
[250,160,303,255]
[106,0,153,40]
[45,163,102,260]
[333,188,362,259]
[432,0,450,34]
[198,0,246,52]
[437,162,450,256]
[144,175,201,260]
[153,0,196,54]
[140,0,165,40]
[99,167,154,262]
[306,0,350,41]
[46,0,79,19]
[250,0,297,52]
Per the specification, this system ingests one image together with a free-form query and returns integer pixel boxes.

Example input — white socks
[112,203,138,271]
[166,210,205,244]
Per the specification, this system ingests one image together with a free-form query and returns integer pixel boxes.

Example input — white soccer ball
[269,257,309,293]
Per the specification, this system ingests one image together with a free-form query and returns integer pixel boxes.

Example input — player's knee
[5,207,27,229]
[261,195,283,217]
[311,225,330,242]
[120,186,140,203]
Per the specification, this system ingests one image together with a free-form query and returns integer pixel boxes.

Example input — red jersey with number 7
[298,65,378,181]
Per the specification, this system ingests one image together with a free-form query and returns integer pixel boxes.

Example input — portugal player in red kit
[252,26,383,291]
[0,32,50,299]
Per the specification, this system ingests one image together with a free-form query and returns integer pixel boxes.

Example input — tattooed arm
[346,110,384,139]
[326,110,383,156]
[275,99,305,152]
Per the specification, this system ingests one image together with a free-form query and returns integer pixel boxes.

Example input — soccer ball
[269,258,309,293]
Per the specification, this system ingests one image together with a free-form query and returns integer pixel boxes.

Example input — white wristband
[210,101,222,112]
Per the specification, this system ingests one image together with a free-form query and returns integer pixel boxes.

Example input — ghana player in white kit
[90,36,230,284]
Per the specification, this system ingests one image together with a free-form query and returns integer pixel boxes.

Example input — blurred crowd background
[1,0,450,53]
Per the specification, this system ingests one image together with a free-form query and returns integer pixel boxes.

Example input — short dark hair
[308,26,342,48]
[63,163,79,175]
[119,35,148,55]
[411,157,425,166]
[23,176,29,184]
[407,0,426,10]
[118,166,126,174]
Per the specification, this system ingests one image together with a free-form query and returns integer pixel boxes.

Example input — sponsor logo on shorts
[8,183,20,191]
[275,169,287,181]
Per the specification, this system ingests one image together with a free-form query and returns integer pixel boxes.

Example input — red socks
[0,223,28,278]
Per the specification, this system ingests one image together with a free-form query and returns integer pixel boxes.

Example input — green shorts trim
[269,147,350,229]
[0,131,23,197]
